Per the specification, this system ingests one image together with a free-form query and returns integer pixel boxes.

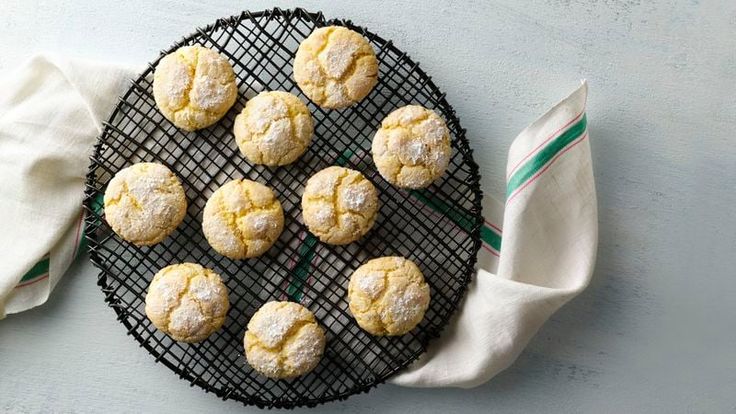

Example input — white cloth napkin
[0,55,595,388]
[0,56,136,316]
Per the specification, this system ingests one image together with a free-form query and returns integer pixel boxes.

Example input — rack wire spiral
[83,7,482,409]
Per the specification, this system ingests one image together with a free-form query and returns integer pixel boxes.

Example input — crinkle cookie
[145,263,229,343]
[372,105,451,189]
[103,162,187,246]
[153,45,238,131]
[301,166,379,245]
[244,301,326,379]
[234,91,313,166]
[348,256,430,336]
[294,26,378,109]
[202,179,284,259]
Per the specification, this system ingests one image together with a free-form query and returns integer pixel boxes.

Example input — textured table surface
[1,1,735,413]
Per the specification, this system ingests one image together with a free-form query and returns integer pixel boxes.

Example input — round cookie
[202,179,284,259]
[348,256,430,336]
[301,166,379,245]
[145,263,229,343]
[244,301,326,379]
[294,26,378,109]
[234,91,313,166]
[153,45,238,131]
[372,105,452,189]
[103,162,187,246]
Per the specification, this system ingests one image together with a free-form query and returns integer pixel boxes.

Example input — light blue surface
[1,1,736,412]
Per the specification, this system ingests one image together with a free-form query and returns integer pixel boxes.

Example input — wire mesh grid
[82,7,482,409]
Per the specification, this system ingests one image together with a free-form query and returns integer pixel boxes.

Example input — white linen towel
[0,55,595,388]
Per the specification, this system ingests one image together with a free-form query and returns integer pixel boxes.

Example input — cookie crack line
[167,50,195,113]
[284,99,299,165]
[163,268,194,333]
[107,180,142,210]
[184,46,201,111]
[373,271,395,334]
[248,318,313,353]
[313,28,374,83]
[356,269,392,335]
[335,51,376,84]
[382,111,432,130]
[331,170,351,216]
[397,163,432,179]
[312,26,336,61]
[215,192,250,257]
[278,322,318,371]
[169,47,233,118]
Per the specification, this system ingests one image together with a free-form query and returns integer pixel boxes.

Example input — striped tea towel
[0,55,595,388]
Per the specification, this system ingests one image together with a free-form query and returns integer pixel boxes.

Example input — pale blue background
[1,1,735,412]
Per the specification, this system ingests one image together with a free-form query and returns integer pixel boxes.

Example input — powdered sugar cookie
[202,179,284,259]
[234,91,313,166]
[372,105,451,189]
[145,263,229,343]
[103,162,187,246]
[244,301,326,379]
[294,26,378,109]
[153,45,238,131]
[301,166,379,245]
[348,256,430,336]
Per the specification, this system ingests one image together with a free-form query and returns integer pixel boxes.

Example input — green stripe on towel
[19,256,50,283]
[507,114,587,197]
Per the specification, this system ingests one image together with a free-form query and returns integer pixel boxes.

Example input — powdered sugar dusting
[249,214,269,233]
[313,206,335,226]
[259,118,291,151]
[404,140,427,164]
[283,325,325,372]
[319,37,359,79]
[357,271,385,300]
[252,310,297,349]
[164,61,191,102]
[155,278,181,309]
[189,276,223,313]
[386,288,421,325]
[202,208,244,256]
[192,75,229,110]
[247,94,288,133]
[340,185,368,211]
[168,297,206,335]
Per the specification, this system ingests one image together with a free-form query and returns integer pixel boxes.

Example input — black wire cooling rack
[83,7,482,409]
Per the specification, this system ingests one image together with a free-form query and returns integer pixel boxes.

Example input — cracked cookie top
[372,105,451,189]
[348,256,430,336]
[293,26,379,109]
[244,301,326,379]
[301,166,379,245]
[153,45,238,131]
[202,179,284,259]
[103,162,187,246]
[145,263,230,343]
[233,91,314,167]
